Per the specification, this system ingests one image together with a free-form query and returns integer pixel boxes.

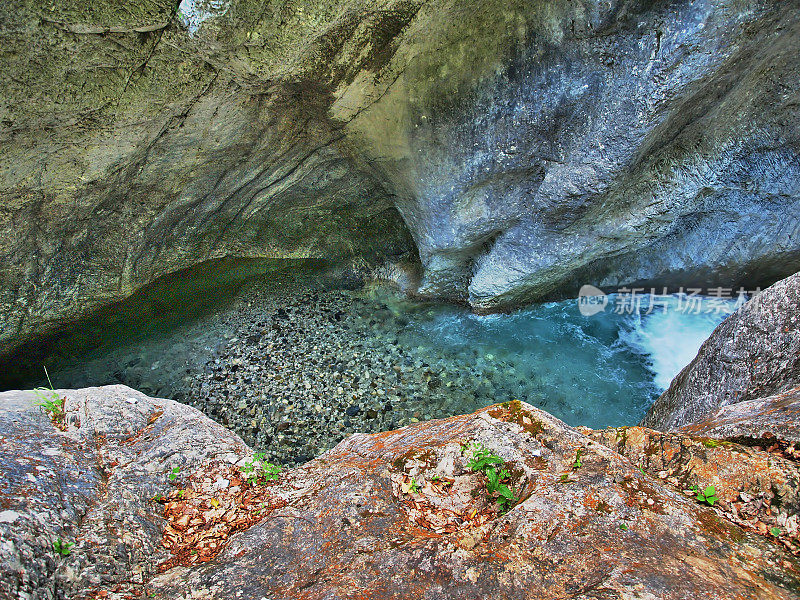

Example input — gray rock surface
[333,0,800,308]
[643,271,800,430]
[0,385,250,599]
[2,0,800,355]
[2,389,799,598]
[679,386,800,443]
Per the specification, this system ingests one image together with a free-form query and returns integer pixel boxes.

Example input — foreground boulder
[3,0,800,357]
[0,385,250,598]
[643,272,800,430]
[678,386,800,444]
[2,386,798,598]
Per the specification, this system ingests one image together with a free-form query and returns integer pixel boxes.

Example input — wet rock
[644,272,800,430]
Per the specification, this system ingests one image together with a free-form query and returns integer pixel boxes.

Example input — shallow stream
[2,263,741,465]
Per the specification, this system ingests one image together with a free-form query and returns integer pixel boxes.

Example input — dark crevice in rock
[0,258,330,391]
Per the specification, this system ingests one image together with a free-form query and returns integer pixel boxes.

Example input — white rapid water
[390,290,745,428]
[618,295,744,391]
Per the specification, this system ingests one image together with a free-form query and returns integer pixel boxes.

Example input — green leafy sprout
[485,467,515,510]
[572,449,583,470]
[464,442,517,512]
[691,484,718,506]
[168,466,180,482]
[465,442,504,471]
[33,366,65,424]
[770,526,781,537]
[53,538,74,556]
[241,452,282,486]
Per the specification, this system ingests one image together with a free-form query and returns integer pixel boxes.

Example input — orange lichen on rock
[591,426,800,555]
[488,400,545,436]
[157,465,286,571]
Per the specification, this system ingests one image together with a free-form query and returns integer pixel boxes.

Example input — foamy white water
[618,295,743,391]
[389,291,744,428]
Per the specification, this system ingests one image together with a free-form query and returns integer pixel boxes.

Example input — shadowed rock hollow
[2,0,800,357]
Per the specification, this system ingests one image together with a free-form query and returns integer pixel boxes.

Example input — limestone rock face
[333,0,800,308]
[0,0,418,358]
[643,272,800,430]
[2,0,800,356]
[2,387,798,599]
[0,385,251,599]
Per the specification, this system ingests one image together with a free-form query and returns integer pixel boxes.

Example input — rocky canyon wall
[2,0,799,356]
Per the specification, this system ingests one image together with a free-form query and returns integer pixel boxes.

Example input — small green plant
[241,452,282,485]
[618,523,628,531]
[151,493,166,503]
[464,441,517,511]
[770,526,781,536]
[637,466,646,475]
[53,538,74,556]
[485,467,515,510]
[572,449,583,470]
[430,474,441,482]
[401,477,421,494]
[177,489,185,499]
[691,484,718,506]
[465,442,504,471]
[168,466,180,481]
[33,366,65,424]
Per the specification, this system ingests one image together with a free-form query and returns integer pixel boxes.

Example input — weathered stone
[335,0,800,308]
[0,385,250,599]
[643,272,800,430]
[0,0,418,359]
[3,0,800,356]
[590,425,800,515]
[679,386,800,444]
[2,389,798,598]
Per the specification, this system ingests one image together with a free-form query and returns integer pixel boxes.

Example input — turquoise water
[2,263,743,457]
[372,290,741,428]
